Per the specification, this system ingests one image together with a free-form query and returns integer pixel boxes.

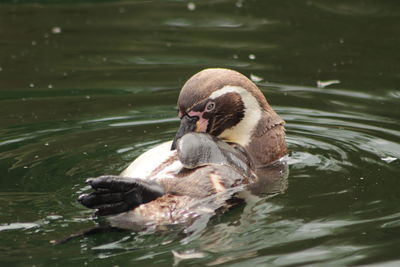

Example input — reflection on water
[1,0,400,266]
[312,0,399,16]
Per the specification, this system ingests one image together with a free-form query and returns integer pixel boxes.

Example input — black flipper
[176,133,253,176]
[78,175,165,216]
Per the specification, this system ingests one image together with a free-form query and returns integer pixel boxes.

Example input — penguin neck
[244,110,288,168]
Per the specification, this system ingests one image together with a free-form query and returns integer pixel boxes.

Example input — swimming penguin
[78,68,288,232]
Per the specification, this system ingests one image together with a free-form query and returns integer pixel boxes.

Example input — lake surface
[1,0,400,266]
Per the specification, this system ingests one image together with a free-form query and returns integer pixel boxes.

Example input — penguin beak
[171,114,199,150]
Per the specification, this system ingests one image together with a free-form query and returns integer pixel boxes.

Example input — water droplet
[249,54,256,60]
[51,26,62,34]
[187,2,196,11]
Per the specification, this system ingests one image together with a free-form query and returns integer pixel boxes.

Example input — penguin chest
[120,141,183,181]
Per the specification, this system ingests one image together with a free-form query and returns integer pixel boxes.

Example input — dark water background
[1,0,400,266]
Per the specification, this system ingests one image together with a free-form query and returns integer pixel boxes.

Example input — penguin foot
[78,175,165,216]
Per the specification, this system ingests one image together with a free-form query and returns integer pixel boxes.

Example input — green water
[1,0,400,266]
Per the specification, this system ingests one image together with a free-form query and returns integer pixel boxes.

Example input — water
[1,0,400,266]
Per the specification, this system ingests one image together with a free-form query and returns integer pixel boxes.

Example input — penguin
[78,68,288,232]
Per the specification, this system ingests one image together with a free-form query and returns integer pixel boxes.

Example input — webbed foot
[78,175,164,216]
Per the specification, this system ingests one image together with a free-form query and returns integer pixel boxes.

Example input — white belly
[120,141,183,180]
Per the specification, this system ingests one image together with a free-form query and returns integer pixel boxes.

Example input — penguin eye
[205,102,215,112]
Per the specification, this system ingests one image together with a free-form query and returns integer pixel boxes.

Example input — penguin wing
[176,132,252,176]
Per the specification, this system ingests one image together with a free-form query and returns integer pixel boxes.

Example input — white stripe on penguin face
[209,85,262,146]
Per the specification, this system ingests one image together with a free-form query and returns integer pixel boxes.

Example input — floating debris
[317,80,340,88]
[250,74,263,82]
[381,156,397,163]
[248,54,256,60]
[29,83,35,88]
[51,26,62,34]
